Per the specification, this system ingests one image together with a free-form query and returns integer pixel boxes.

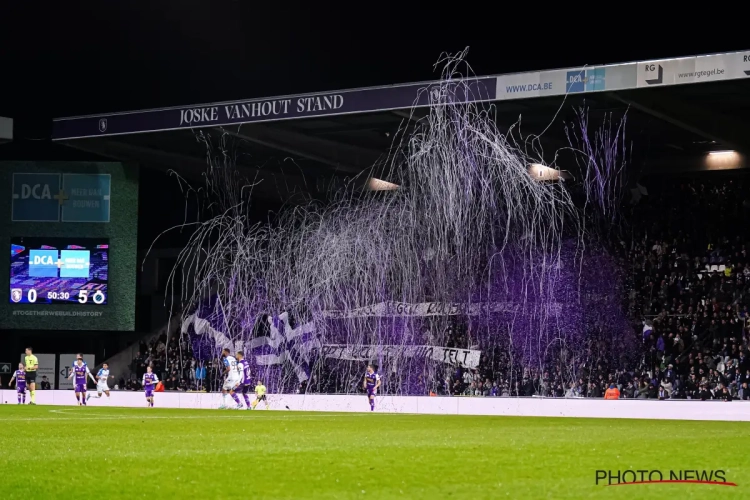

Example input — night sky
[0,3,744,135]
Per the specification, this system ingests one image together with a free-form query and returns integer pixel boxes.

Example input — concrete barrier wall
[1,390,748,421]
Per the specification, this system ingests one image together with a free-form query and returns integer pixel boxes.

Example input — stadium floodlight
[705,150,742,171]
[368,177,399,191]
[529,163,562,181]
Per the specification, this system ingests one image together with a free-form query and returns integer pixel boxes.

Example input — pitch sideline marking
[0,408,373,422]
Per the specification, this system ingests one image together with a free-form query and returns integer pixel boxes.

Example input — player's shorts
[25,371,37,383]
[145,388,154,398]
[223,378,241,391]
[97,383,110,393]
[16,385,26,393]
[75,383,87,393]
[367,387,377,397]
[256,394,267,402]
[236,383,251,394]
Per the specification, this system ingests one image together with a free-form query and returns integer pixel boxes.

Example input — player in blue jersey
[235,351,252,409]
[68,355,97,406]
[142,366,159,408]
[363,364,381,412]
[87,362,113,401]
[8,363,27,404]
[219,348,242,409]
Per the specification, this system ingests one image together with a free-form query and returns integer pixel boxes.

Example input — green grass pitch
[1,406,750,499]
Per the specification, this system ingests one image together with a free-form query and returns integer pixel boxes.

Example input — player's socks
[17,394,21,404]
[30,390,36,403]
[232,393,241,406]
[243,394,251,407]
[251,400,258,409]
[82,395,87,405]
[370,399,374,411]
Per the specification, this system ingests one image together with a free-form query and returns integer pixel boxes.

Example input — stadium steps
[93,318,182,387]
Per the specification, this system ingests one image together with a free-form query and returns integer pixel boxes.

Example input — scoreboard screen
[9,237,109,305]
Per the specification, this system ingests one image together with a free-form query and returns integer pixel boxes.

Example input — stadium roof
[52,49,750,200]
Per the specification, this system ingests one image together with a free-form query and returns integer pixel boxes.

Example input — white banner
[323,301,561,318]
[18,353,55,388]
[320,344,481,368]
[57,354,95,390]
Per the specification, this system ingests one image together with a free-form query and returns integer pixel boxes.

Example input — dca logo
[566,68,606,93]
[11,172,112,222]
[11,173,63,222]
[566,71,586,92]
[29,250,61,277]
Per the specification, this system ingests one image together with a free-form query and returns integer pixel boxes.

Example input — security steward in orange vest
[604,383,620,400]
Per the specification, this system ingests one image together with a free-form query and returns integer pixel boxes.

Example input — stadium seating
[446,175,750,400]
[127,176,750,400]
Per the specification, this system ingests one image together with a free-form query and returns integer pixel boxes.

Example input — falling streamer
[154,53,635,396]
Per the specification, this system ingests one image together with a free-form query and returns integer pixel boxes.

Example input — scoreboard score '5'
[10,237,109,306]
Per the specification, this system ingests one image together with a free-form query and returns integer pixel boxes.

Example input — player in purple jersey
[142,366,159,408]
[68,355,97,406]
[235,351,252,409]
[363,364,381,412]
[8,363,27,404]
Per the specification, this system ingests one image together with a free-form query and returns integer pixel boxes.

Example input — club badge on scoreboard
[11,288,22,303]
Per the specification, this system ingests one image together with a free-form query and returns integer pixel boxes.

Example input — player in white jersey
[219,347,242,409]
[87,362,113,401]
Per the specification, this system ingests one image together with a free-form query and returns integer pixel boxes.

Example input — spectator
[720,386,733,402]
[622,381,635,398]
[490,382,499,396]
[660,378,673,398]
[603,383,620,400]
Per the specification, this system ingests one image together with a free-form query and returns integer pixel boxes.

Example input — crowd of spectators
[122,175,750,400]
[621,176,750,401]
[120,333,210,392]
[432,175,750,400]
